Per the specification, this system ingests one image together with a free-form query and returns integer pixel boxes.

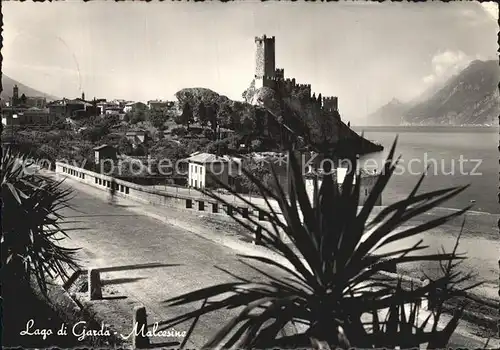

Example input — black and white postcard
[2,1,499,349]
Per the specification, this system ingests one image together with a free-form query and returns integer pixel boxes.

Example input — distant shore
[352,125,498,133]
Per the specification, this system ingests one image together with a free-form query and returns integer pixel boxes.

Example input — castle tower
[254,35,276,89]
[81,92,85,101]
[13,84,19,106]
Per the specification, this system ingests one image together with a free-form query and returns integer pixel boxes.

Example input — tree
[148,109,167,130]
[251,139,263,151]
[151,141,189,169]
[171,126,187,137]
[237,107,256,135]
[183,138,211,156]
[196,101,208,126]
[203,128,214,140]
[81,126,108,142]
[206,103,219,140]
[131,143,147,157]
[217,102,234,129]
[2,150,80,296]
[205,139,229,155]
[175,102,194,130]
[126,109,146,124]
[117,137,133,155]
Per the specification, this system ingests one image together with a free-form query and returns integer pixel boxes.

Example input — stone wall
[54,162,283,236]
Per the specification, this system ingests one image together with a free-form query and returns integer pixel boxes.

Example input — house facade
[147,100,173,110]
[304,169,381,206]
[21,107,53,124]
[123,102,147,113]
[187,152,238,189]
[93,144,118,165]
[125,130,149,146]
[1,106,53,125]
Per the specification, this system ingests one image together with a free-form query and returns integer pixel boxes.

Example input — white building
[187,152,241,189]
[304,168,381,206]
[123,102,147,113]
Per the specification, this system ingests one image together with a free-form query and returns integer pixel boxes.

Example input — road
[50,174,497,348]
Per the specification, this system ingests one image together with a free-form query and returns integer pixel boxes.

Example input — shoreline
[352,125,498,133]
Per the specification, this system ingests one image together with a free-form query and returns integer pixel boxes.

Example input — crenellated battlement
[322,96,338,112]
[255,34,275,43]
[275,68,284,80]
[253,35,340,117]
[296,84,311,90]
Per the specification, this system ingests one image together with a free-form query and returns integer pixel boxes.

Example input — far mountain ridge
[1,74,59,101]
[368,59,499,126]
[366,98,410,126]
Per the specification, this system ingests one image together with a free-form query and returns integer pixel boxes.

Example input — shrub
[1,150,80,297]
[205,139,229,155]
[171,126,188,137]
[161,139,478,349]
[251,138,263,151]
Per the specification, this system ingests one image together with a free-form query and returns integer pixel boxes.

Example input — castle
[254,35,339,114]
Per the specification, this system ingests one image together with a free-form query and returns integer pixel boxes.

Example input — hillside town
[1,35,382,203]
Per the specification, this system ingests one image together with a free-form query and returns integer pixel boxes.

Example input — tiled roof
[126,130,146,135]
[93,144,114,151]
[187,152,231,164]
[125,101,146,106]
[67,99,93,106]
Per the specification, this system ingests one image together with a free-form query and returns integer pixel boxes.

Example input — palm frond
[162,137,474,349]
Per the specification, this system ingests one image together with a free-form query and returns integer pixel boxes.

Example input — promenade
[150,183,500,301]
[48,172,498,348]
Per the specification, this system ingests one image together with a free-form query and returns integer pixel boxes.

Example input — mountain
[366,98,410,126]
[403,60,499,126]
[1,74,59,101]
[368,60,500,126]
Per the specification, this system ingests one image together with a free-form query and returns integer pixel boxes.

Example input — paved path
[48,173,497,348]
[154,182,500,301]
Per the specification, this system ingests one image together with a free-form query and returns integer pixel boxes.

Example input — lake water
[353,127,498,215]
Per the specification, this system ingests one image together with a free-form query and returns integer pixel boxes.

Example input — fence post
[254,226,263,245]
[421,279,430,311]
[88,269,102,300]
[132,305,150,349]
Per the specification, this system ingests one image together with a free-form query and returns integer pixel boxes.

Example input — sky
[2,1,498,124]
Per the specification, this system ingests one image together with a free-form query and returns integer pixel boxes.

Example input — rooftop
[187,152,232,164]
[126,130,147,135]
[93,144,115,151]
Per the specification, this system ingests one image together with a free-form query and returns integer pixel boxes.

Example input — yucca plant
[1,148,80,297]
[159,137,482,349]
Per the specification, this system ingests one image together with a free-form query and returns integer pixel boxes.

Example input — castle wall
[253,35,340,116]
[322,97,338,112]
